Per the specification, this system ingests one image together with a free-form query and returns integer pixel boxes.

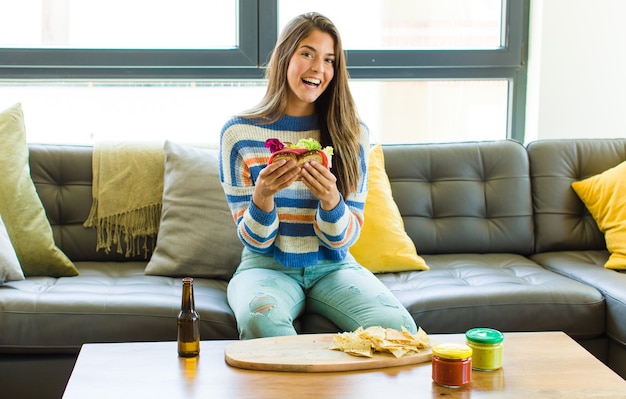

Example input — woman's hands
[253,159,300,212]
[253,159,341,212]
[300,160,341,210]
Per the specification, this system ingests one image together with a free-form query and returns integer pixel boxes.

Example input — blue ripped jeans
[227,248,417,339]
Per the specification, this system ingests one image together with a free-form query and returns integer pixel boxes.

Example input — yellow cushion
[351,144,428,273]
[0,103,78,277]
[571,160,626,270]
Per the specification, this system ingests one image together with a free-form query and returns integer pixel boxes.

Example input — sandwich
[266,138,333,169]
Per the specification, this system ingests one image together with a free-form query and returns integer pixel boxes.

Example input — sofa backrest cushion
[382,140,534,255]
[29,144,151,262]
[527,138,626,253]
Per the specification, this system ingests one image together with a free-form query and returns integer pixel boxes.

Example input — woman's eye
[325,58,335,65]
[302,52,313,58]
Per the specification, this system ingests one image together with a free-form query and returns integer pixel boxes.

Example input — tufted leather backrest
[527,138,626,253]
[28,144,152,262]
[382,140,534,255]
[30,139,620,261]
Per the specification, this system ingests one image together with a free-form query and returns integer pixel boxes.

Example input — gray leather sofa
[1,139,625,398]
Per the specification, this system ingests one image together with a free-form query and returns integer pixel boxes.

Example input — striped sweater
[219,114,370,268]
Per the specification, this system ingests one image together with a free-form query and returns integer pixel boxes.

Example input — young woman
[220,12,417,339]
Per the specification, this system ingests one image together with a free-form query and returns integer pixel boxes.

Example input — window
[0,0,528,144]
[0,81,266,144]
[279,0,505,50]
[1,0,238,49]
[276,1,523,143]
[0,0,257,76]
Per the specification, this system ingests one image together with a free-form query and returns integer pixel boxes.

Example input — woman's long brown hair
[239,12,362,199]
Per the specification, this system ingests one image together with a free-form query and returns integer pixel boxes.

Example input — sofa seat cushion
[0,261,237,353]
[531,250,626,346]
[377,253,605,339]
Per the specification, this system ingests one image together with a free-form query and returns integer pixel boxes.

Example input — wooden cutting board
[224,333,432,372]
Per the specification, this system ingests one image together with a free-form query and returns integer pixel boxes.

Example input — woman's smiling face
[285,29,336,116]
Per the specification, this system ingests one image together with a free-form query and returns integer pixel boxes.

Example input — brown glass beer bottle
[178,277,200,357]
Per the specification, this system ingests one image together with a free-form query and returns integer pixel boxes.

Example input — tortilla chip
[329,326,430,358]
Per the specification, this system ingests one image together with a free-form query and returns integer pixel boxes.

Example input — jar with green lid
[431,343,472,388]
[465,328,504,371]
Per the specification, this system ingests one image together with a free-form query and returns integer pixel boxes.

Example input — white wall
[525,0,626,143]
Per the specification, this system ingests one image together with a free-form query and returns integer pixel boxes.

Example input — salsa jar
[431,343,472,388]
[465,328,504,371]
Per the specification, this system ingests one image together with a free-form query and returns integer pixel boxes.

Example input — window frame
[0,0,261,79]
[0,0,529,141]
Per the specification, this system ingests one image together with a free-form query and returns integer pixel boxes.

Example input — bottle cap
[465,328,504,344]
[432,343,472,359]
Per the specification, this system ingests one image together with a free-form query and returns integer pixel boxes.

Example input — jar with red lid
[432,343,472,388]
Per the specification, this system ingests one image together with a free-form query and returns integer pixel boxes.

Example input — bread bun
[296,150,325,166]
[270,152,298,164]
[268,148,329,168]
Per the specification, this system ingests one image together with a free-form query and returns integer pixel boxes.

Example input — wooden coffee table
[62,331,626,399]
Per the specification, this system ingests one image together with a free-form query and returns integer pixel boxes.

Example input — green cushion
[0,103,78,277]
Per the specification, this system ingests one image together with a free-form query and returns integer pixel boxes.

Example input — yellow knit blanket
[83,141,165,257]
